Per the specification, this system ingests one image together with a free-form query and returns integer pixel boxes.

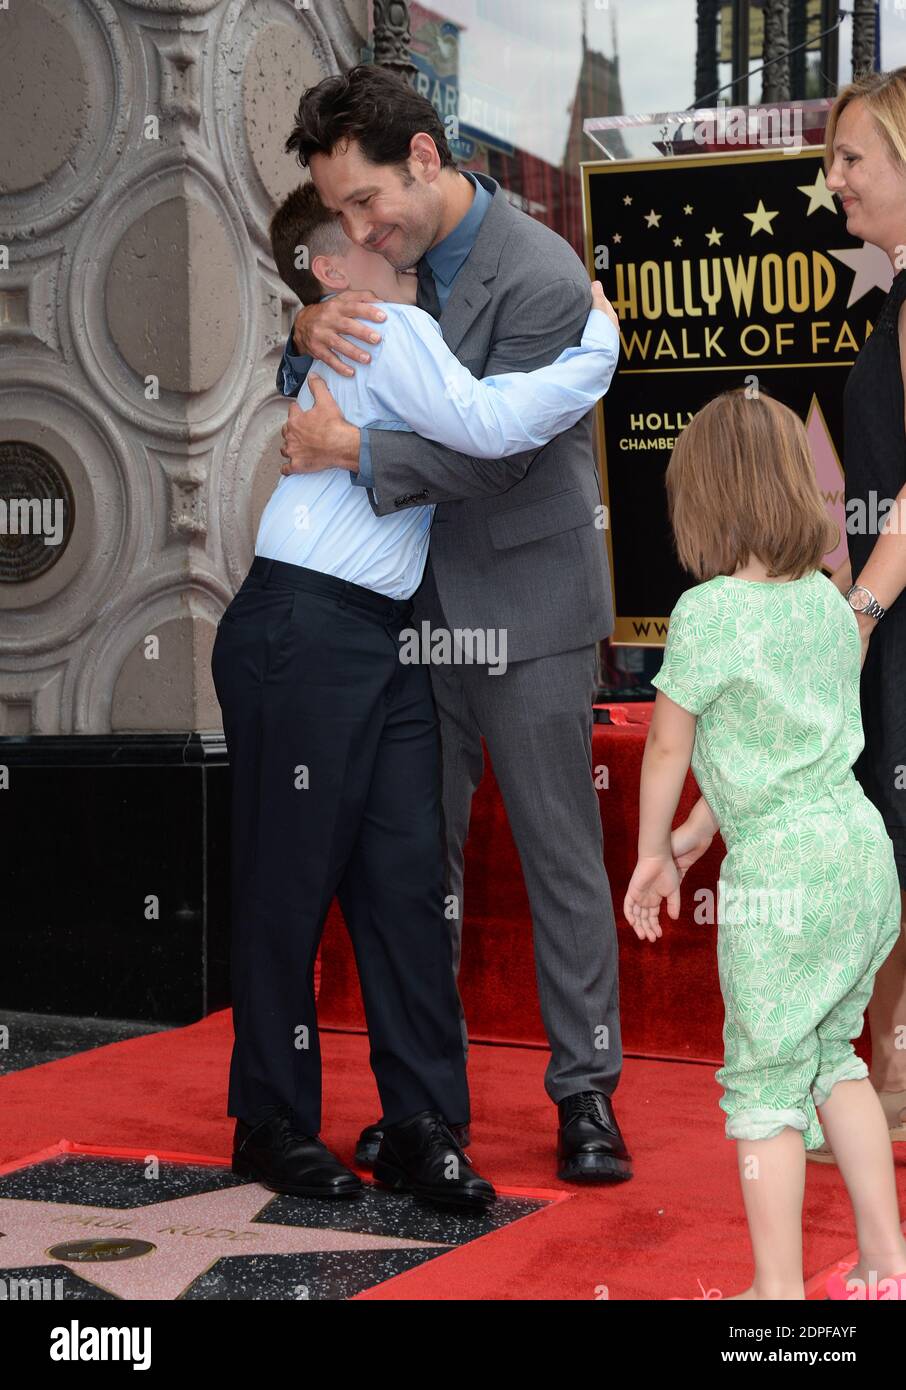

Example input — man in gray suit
[278,65,630,1183]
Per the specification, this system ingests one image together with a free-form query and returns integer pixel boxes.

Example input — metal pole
[731,0,751,105]
[694,0,721,105]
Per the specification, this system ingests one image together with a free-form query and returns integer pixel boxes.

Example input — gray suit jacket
[365,173,614,664]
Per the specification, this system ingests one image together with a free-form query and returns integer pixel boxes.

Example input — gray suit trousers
[417,561,623,1103]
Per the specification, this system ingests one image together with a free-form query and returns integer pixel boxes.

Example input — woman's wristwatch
[845,584,887,621]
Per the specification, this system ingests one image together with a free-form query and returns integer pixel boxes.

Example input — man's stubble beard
[383,226,436,272]
[380,191,442,272]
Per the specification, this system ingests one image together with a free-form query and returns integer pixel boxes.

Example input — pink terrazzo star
[0,1184,448,1300]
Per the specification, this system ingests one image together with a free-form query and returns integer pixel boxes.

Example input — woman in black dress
[814,70,906,1162]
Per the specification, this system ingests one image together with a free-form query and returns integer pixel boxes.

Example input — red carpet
[2,1011,901,1300]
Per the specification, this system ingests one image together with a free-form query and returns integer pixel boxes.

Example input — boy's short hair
[665,387,837,581]
[269,182,348,305]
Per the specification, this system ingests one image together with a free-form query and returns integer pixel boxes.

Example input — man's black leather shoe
[373,1111,494,1209]
[557,1091,633,1183]
[355,1118,471,1169]
[232,1107,362,1198]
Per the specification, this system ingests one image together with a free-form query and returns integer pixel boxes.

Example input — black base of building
[0,734,231,1026]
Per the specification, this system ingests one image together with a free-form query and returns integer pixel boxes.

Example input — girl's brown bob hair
[665,388,837,582]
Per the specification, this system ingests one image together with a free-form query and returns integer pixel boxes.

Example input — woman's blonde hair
[824,66,906,175]
[665,389,837,582]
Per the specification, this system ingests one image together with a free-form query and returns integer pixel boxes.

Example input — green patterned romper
[652,571,901,1149]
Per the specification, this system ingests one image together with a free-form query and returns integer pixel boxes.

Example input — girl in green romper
[625,388,906,1300]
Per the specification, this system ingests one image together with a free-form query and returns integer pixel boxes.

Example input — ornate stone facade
[0,0,368,734]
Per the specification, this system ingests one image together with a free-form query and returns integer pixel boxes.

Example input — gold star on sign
[673,236,683,246]
[797,167,837,215]
[744,199,779,236]
[683,204,693,215]
[612,232,622,243]
[644,209,661,228]
[623,194,633,205]
[705,227,723,245]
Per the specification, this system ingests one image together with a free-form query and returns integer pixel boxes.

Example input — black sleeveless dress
[843,265,906,890]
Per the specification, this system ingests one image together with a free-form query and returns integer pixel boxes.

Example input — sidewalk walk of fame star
[0,1184,448,1300]
[0,1152,551,1300]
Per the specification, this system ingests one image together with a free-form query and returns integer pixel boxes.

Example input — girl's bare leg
[728,1128,806,1300]
[818,1076,906,1287]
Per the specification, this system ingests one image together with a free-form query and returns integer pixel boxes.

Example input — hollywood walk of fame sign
[582,147,892,646]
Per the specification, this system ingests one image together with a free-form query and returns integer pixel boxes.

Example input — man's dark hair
[269,182,348,305]
[285,64,454,172]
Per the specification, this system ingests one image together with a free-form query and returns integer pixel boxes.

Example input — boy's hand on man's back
[590,279,619,330]
[291,290,388,376]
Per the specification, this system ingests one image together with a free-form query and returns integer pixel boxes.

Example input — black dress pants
[211,556,469,1135]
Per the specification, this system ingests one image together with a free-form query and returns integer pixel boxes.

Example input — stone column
[0,0,367,736]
